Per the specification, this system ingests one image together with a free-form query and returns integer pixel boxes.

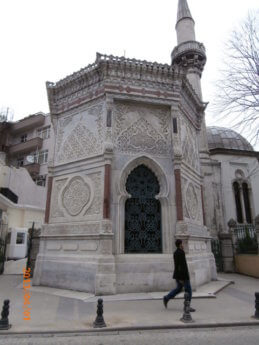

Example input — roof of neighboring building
[206,126,254,152]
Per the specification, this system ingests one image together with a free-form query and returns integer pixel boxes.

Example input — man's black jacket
[173,247,190,281]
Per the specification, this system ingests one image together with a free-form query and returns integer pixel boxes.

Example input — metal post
[228,218,237,255]
[255,215,259,254]
[180,292,194,323]
[93,298,106,328]
[253,292,259,319]
[26,222,34,272]
[0,300,11,330]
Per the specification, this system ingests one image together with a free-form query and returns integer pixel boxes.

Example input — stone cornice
[209,148,259,160]
[46,53,188,115]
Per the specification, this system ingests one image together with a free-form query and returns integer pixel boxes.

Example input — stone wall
[235,255,259,278]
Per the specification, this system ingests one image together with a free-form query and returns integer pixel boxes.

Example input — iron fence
[211,238,223,272]
[234,224,258,254]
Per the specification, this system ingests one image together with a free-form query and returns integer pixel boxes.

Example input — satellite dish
[26,155,34,163]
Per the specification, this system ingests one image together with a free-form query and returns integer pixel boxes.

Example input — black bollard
[180,292,194,323]
[253,292,259,319]
[0,300,11,330]
[93,298,106,328]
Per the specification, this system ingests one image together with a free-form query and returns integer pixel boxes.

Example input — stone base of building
[33,253,117,294]
[33,248,216,295]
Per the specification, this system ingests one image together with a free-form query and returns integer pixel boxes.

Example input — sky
[0,0,258,145]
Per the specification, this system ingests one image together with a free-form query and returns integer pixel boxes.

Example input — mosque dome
[206,126,254,152]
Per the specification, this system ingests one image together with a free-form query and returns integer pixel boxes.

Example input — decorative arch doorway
[125,164,162,253]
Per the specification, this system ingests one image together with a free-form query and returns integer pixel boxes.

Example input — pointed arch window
[125,164,162,253]
[233,182,243,223]
[233,179,253,224]
[242,182,252,223]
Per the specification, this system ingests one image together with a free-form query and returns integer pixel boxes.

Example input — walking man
[163,239,195,311]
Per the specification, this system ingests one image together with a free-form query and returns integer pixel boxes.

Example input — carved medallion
[62,176,91,216]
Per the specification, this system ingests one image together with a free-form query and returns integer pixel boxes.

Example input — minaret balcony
[171,40,206,71]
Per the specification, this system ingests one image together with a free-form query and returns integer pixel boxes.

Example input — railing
[235,224,256,240]
[234,224,258,254]
[211,238,223,272]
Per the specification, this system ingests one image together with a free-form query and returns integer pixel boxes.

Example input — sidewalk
[0,273,258,334]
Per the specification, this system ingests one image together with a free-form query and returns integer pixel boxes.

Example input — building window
[37,126,50,139]
[33,150,48,165]
[242,182,252,223]
[233,182,243,223]
[21,134,27,143]
[17,157,24,167]
[233,179,253,224]
[16,232,25,244]
[33,175,47,187]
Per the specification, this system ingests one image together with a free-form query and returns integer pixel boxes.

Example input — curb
[1,320,259,336]
[214,280,235,295]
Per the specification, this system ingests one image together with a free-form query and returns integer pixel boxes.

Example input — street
[0,326,259,345]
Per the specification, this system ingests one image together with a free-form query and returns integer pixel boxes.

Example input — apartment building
[6,112,53,188]
[0,112,53,253]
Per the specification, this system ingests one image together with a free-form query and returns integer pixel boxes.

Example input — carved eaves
[46,53,186,115]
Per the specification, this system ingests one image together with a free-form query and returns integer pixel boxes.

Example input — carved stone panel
[50,172,102,223]
[85,172,102,216]
[56,101,104,164]
[60,174,94,217]
[114,102,170,156]
[62,176,91,216]
[181,177,189,218]
[181,118,200,172]
[182,179,203,223]
[186,183,198,220]
[50,179,66,219]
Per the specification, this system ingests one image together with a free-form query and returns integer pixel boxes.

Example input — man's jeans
[165,279,192,301]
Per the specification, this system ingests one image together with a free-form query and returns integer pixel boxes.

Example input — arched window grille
[125,164,162,253]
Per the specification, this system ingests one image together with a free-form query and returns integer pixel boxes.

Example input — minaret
[171,0,206,99]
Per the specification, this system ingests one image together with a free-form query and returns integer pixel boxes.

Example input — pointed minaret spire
[176,0,196,44]
[172,0,206,99]
[172,0,209,159]
[177,0,193,24]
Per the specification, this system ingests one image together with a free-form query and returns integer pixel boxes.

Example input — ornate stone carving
[101,220,113,234]
[62,176,91,216]
[58,123,102,163]
[56,116,73,159]
[181,118,200,172]
[56,101,104,164]
[43,222,101,235]
[186,183,198,220]
[114,102,170,156]
[85,172,102,216]
[117,118,168,155]
[181,177,189,218]
[50,179,66,219]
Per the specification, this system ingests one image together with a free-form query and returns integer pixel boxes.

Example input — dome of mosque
[206,127,253,151]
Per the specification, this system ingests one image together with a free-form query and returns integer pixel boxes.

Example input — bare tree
[0,107,14,122]
[213,11,259,144]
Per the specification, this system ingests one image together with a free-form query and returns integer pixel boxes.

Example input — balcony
[8,137,43,155]
[24,163,40,176]
[10,113,45,135]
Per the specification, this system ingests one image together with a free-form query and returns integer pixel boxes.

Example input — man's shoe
[189,307,196,312]
[163,296,168,309]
